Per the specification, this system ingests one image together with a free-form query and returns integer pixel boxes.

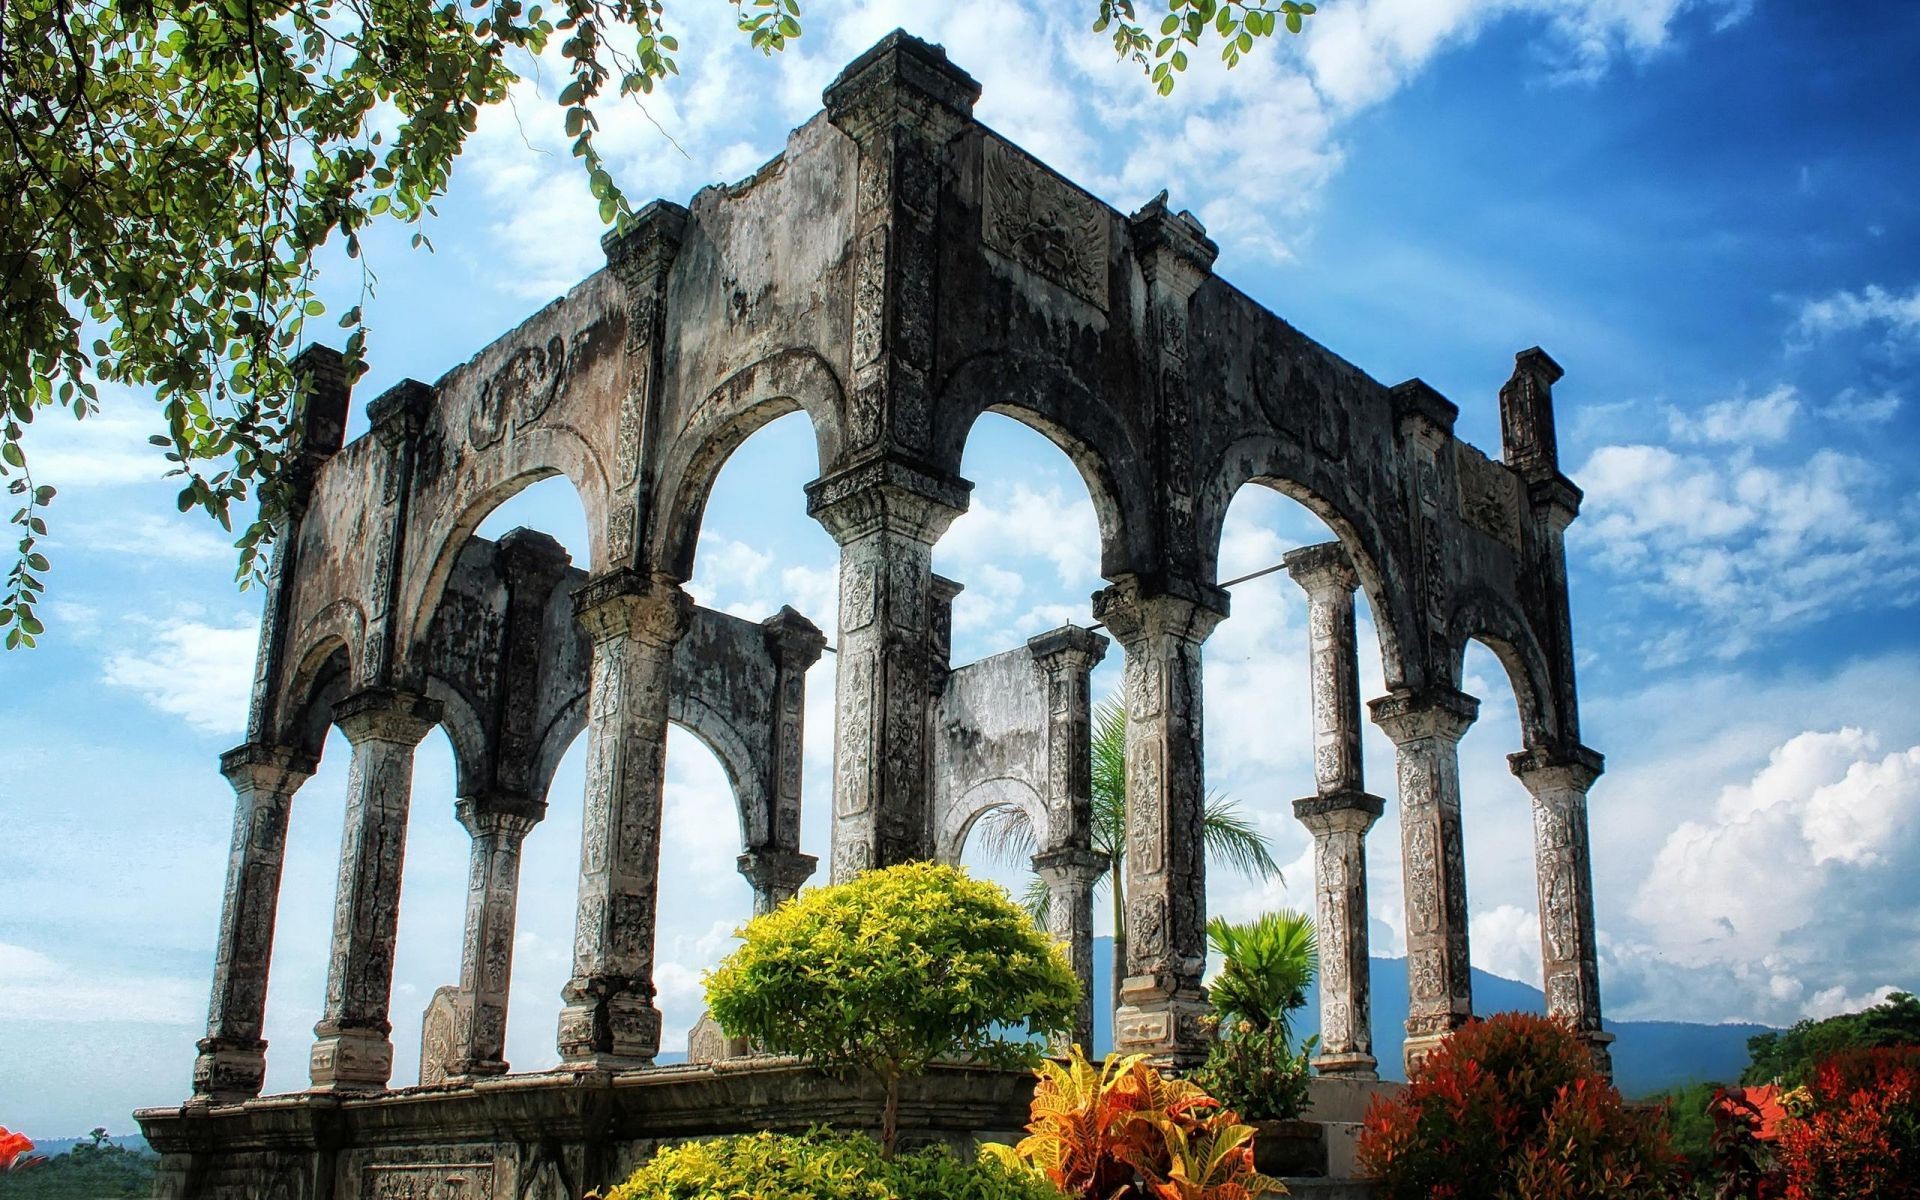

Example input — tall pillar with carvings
[1369,686,1478,1072]
[309,688,442,1091]
[445,794,542,1079]
[808,467,968,879]
[1028,624,1110,1052]
[192,743,317,1101]
[733,606,827,912]
[1284,542,1386,1079]
[1093,574,1226,1067]
[1512,745,1614,1075]
[556,569,692,1069]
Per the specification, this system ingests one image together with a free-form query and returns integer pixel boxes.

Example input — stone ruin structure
[138,30,1611,1198]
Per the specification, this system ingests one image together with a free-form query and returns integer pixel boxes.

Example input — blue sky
[4,0,1918,1137]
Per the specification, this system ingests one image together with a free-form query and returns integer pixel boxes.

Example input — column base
[1401,1030,1460,1077]
[192,1037,267,1102]
[1311,1050,1379,1080]
[1114,978,1211,1068]
[309,1025,394,1091]
[556,989,662,1068]
[1581,1029,1617,1080]
[445,1058,511,1082]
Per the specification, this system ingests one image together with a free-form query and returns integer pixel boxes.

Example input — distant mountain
[1088,938,1769,1098]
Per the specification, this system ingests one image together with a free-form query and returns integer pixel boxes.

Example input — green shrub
[704,862,1078,1155]
[602,1131,1066,1200]
[1193,1022,1316,1122]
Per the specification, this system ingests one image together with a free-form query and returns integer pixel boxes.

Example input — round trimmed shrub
[704,861,1079,1154]
[603,1131,1066,1200]
[1356,1012,1683,1200]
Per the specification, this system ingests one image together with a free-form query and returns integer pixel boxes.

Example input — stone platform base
[135,1063,1400,1199]
[135,1060,1035,1200]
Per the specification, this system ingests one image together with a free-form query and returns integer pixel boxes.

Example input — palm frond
[1201,794,1283,883]
[1022,874,1052,928]
[1090,694,1128,859]
[970,802,1041,869]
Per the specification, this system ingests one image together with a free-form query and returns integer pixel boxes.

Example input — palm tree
[1205,909,1318,1046]
[975,694,1284,1023]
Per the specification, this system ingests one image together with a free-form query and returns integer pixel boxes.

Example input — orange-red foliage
[1355,1013,1682,1200]
[1775,1046,1920,1200]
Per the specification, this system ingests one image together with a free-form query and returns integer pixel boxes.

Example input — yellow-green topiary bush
[704,862,1079,1155]
[603,1131,1067,1200]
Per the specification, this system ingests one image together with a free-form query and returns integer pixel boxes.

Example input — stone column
[1026,625,1109,1051]
[556,569,691,1069]
[309,688,442,1091]
[191,744,317,1101]
[737,848,818,916]
[1033,847,1108,1053]
[445,794,542,1079]
[1284,543,1385,1079]
[807,464,969,880]
[1093,574,1227,1067]
[1511,745,1614,1076]
[1369,686,1478,1072]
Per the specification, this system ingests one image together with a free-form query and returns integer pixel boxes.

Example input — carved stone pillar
[737,848,817,916]
[760,606,828,870]
[807,463,969,880]
[192,744,317,1101]
[1369,686,1478,1073]
[446,795,542,1079]
[557,569,692,1070]
[1511,745,1614,1076]
[1033,846,1108,1054]
[310,688,442,1091]
[1093,574,1227,1067]
[1284,543,1385,1078]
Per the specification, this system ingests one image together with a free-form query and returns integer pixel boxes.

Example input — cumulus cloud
[1819,388,1903,424]
[1573,437,1920,660]
[1624,728,1920,1023]
[446,0,1742,289]
[1667,385,1798,445]
[1793,282,1920,347]
[102,618,259,734]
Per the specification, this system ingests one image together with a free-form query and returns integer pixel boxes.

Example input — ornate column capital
[1283,541,1358,598]
[1026,624,1109,676]
[600,198,690,287]
[760,605,828,671]
[572,568,692,648]
[737,848,818,898]
[1389,378,1460,445]
[804,454,971,544]
[1509,744,1605,795]
[332,688,442,747]
[1032,845,1109,889]
[1092,573,1228,648]
[1368,685,1478,745]
[823,30,980,147]
[219,742,318,793]
[454,793,545,838]
[364,378,435,448]
[1292,790,1385,837]
[1127,193,1218,298]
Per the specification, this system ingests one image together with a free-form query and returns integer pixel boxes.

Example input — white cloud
[1627,728,1920,1021]
[102,618,258,734]
[1819,388,1903,424]
[1471,903,1545,985]
[1793,282,1920,346]
[1574,438,1919,660]
[16,397,174,489]
[1667,385,1798,445]
[1803,983,1901,1022]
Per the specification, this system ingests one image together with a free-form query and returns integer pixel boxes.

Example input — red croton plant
[0,1126,45,1172]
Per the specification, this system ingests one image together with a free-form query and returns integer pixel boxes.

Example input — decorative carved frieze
[981,137,1109,309]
